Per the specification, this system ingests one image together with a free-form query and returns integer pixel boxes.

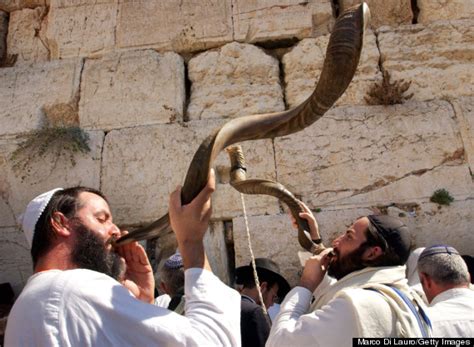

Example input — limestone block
[7,7,49,64]
[283,30,380,108]
[0,0,48,12]
[116,1,233,53]
[233,207,374,287]
[101,120,279,227]
[233,0,334,43]
[79,50,185,131]
[274,101,470,209]
[451,97,474,172]
[204,222,231,284]
[378,20,474,101]
[187,42,284,121]
[0,131,103,222]
[0,227,32,296]
[0,11,7,60]
[418,0,474,24]
[386,200,474,256]
[0,59,82,136]
[45,0,117,59]
[340,0,412,28]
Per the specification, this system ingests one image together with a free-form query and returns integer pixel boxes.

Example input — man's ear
[50,212,72,237]
[260,281,269,293]
[419,272,433,290]
[364,246,383,261]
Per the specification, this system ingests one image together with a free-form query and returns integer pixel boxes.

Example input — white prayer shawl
[311,266,428,337]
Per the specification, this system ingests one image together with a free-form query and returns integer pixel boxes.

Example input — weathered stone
[187,42,284,121]
[417,0,474,24]
[274,101,471,209]
[204,222,231,284]
[116,1,233,53]
[0,0,48,13]
[45,0,116,59]
[0,227,32,296]
[283,30,380,107]
[451,97,474,172]
[0,59,82,136]
[0,130,103,220]
[340,0,412,28]
[378,20,474,101]
[0,11,7,61]
[79,50,185,131]
[386,200,474,256]
[7,7,49,64]
[100,120,279,227]
[233,0,334,43]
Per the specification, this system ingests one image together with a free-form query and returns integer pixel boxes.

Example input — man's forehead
[352,217,369,235]
[77,191,110,211]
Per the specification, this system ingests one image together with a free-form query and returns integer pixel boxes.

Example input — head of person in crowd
[159,250,185,297]
[460,255,474,284]
[417,245,471,303]
[328,215,411,280]
[21,187,123,279]
[235,258,290,309]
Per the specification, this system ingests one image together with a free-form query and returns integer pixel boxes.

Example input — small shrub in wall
[365,70,413,105]
[430,188,454,206]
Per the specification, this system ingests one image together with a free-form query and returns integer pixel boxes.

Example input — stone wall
[0,0,473,295]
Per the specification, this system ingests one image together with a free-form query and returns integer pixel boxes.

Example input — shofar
[115,2,370,250]
[226,145,325,254]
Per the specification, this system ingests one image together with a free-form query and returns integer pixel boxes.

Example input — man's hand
[115,233,155,304]
[290,200,320,241]
[299,248,334,292]
[169,169,215,270]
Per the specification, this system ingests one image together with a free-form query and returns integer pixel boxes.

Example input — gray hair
[417,253,469,285]
[160,264,185,297]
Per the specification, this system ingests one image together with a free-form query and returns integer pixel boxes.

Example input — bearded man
[5,171,241,346]
[267,203,431,347]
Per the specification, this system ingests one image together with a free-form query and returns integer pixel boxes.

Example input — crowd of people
[4,171,474,346]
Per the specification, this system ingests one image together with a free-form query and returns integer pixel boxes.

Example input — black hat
[367,215,412,264]
[235,258,290,299]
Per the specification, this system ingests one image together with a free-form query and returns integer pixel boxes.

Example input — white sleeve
[62,269,241,347]
[266,286,359,347]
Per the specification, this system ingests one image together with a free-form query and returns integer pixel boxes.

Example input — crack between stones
[36,6,51,60]
[373,29,384,77]
[319,152,465,205]
[237,3,308,16]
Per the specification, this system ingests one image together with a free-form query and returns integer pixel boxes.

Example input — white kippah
[19,188,63,247]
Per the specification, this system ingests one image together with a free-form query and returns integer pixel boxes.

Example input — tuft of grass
[365,70,413,105]
[430,189,454,206]
[11,126,91,175]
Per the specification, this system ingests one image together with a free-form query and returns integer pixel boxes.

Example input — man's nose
[109,223,121,237]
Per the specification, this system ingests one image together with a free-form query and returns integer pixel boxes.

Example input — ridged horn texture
[115,3,370,247]
[226,145,326,254]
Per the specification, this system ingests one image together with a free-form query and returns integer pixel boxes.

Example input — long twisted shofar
[226,145,325,254]
[115,3,370,247]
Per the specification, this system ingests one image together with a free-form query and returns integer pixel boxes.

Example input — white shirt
[428,287,474,338]
[5,268,241,347]
[267,266,427,347]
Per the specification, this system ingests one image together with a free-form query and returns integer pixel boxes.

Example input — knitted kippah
[18,188,63,247]
[164,250,183,269]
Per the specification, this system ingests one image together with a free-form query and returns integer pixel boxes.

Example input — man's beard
[71,223,124,281]
[328,242,371,280]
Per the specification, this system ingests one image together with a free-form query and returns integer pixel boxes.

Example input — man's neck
[34,245,76,273]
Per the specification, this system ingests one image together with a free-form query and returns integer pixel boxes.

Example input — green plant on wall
[430,188,454,206]
[365,70,414,105]
[11,126,91,175]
